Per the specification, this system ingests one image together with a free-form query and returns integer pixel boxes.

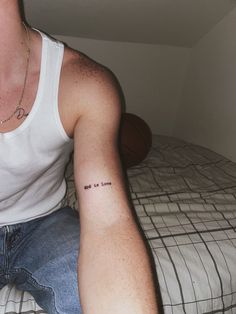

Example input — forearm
[77,219,158,314]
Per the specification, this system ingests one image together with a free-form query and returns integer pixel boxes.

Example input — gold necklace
[0,22,31,125]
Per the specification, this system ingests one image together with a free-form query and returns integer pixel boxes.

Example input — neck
[0,1,28,81]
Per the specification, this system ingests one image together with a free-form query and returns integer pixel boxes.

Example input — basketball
[119,113,152,168]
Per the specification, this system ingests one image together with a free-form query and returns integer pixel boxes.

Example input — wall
[175,7,236,161]
[55,35,191,136]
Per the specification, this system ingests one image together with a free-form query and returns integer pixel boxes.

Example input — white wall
[175,7,236,161]
[55,35,191,136]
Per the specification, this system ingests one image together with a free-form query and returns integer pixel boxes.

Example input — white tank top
[0,30,74,226]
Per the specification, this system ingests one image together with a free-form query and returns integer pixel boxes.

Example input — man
[0,1,159,313]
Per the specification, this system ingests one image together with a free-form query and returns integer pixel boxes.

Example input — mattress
[127,135,236,314]
[1,134,236,314]
[0,283,45,313]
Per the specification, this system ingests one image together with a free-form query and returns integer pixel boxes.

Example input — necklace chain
[0,22,31,125]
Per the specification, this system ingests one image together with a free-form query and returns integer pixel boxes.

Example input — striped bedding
[0,283,45,313]
[128,135,236,314]
[1,134,236,314]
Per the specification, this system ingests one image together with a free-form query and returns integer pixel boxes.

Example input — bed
[1,134,236,314]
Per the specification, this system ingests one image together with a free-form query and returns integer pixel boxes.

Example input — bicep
[73,72,132,230]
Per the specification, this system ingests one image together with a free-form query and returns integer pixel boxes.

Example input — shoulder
[58,46,122,136]
[62,46,122,115]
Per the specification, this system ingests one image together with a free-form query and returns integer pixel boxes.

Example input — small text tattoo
[84,181,112,190]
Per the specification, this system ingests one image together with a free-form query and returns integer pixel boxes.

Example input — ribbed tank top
[0,30,74,226]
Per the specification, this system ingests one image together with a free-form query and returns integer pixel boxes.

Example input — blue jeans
[0,206,82,314]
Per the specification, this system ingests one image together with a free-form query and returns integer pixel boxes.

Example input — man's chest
[0,63,80,139]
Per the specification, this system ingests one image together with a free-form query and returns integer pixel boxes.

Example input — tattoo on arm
[84,181,112,190]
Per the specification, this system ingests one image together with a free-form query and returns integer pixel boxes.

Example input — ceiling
[23,0,236,47]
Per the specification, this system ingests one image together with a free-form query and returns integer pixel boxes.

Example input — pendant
[15,108,29,120]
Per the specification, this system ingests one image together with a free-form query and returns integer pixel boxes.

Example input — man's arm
[73,63,158,314]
